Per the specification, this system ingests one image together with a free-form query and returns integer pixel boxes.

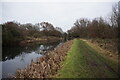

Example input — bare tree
[110,3,119,27]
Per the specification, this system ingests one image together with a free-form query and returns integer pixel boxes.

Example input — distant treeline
[2,22,64,46]
[67,2,119,39]
[2,2,119,46]
[67,17,118,39]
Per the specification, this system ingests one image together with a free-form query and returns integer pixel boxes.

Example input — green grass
[56,39,118,78]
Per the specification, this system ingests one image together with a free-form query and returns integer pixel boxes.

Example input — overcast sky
[0,0,119,31]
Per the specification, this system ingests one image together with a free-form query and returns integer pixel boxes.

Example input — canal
[1,41,62,78]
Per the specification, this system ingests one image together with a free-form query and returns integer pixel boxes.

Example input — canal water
[1,41,62,78]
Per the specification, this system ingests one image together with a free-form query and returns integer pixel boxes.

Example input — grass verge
[55,39,118,78]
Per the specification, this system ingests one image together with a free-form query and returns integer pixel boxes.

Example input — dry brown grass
[81,39,118,63]
[15,40,73,78]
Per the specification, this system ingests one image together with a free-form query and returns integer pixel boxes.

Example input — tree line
[2,2,119,46]
[2,21,63,46]
[67,2,119,40]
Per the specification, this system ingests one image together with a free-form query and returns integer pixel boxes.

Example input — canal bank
[55,39,118,78]
[1,40,63,78]
[15,40,73,78]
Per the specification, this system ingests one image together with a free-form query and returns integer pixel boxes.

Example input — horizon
[1,0,119,31]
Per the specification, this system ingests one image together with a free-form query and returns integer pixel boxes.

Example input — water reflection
[1,41,61,78]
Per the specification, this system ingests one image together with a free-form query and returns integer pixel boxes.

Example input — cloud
[1,0,119,2]
[0,3,2,23]
[2,2,116,31]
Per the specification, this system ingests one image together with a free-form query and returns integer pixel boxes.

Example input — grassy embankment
[56,39,118,78]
